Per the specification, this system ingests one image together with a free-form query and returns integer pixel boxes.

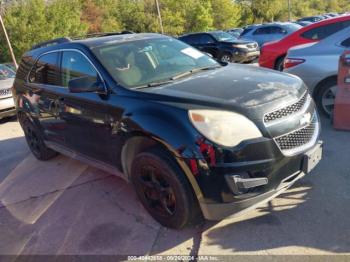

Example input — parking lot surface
[0,116,349,256]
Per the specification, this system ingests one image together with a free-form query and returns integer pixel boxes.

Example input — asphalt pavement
[0,115,349,256]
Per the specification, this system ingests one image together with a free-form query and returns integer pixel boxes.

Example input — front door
[58,50,119,165]
[198,34,219,58]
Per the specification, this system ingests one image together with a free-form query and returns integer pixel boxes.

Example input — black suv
[178,31,260,63]
[14,33,322,229]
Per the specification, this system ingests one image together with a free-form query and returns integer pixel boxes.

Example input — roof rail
[71,31,135,40]
[30,37,72,50]
[30,31,135,51]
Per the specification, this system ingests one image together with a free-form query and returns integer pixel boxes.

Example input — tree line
[0,0,349,63]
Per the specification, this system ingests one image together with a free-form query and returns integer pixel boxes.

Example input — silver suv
[0,64,16,120]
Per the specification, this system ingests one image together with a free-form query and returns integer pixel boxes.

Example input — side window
[199,34,215,44]
[341,37,350,48]
[29,52,60,85]
[270,26,285,34]
[182,35,199,45]
[253,27,271,35]
[241,28,253,36]
[61,51,98,87]
[302,21,350,40]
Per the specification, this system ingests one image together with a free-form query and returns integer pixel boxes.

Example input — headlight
[189,110,262,147]
[232,44,247,49]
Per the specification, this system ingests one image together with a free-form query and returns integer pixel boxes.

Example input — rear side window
[301,20,350,40]
[29,52,60,85]
[270,26,286,34]
[341,37,350,47]
[61,51,98,87]
[253,27,271,35]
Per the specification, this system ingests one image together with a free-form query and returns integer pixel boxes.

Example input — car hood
[141,64,305,119]
[0,78,14,90]
[220,39,254,45]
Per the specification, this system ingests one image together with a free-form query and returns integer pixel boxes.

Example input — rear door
[27,51,66,144]
[252,27,271,46]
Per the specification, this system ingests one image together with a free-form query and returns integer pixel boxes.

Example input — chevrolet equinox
[13,33,323,228]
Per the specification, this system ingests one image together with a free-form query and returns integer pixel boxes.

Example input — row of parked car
[178,14,350,118]
[0,12,347,228]
[0,63,16,120]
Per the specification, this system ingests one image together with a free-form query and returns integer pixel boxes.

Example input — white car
[0,64,16,120]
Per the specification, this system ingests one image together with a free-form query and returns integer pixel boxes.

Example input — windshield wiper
[132,79,174,90]
[131,65,220,89]
[171,66,220,80]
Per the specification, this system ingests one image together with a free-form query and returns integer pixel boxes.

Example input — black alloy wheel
[22,118,58,160]
[131,148,202,229]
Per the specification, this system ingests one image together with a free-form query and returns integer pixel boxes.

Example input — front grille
[264,92,308,124]
[275,112,319,155]
[0,88,12,97]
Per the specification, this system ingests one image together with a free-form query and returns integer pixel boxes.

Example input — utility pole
[288,0,291,21]
[0,4,18,69]
[155,0,164,34]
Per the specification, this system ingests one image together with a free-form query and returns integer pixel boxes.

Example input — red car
[259,15,350,71]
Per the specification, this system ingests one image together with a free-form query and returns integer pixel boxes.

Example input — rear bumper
[0,96,16,119]
[258,53,277,69]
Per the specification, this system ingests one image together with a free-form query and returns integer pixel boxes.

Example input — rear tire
[130,147,202,229]
[275,56,285,71]
[22,118,58,160]
[314,78,337,118]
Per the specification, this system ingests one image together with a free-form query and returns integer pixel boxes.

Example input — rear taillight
[283,58,305,69]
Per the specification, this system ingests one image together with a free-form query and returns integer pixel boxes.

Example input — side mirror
[68,76,105,93]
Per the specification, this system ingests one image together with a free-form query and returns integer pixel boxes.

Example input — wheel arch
[274,54,286,70]
[120,133,204,202]
[312,75,337,97]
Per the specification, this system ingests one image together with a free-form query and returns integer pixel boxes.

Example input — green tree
[0,0,87,62]
[184,0,213,32]
[117,0,158,33]
[161,8,185,36]
[211,0,241,29]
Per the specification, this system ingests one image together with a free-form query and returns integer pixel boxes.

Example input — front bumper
[233,50,260,63]
[0,96,16,119]
[197,141,322,220]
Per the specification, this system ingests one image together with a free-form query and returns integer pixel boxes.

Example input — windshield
[210,31,236,41]
[0,64,15,80]
[92,37,219,88]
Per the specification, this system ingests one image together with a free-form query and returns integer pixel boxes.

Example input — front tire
[22,118,58,160]
[315,78,337,118]
[219,53,232,63]
[130,148,202,229]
